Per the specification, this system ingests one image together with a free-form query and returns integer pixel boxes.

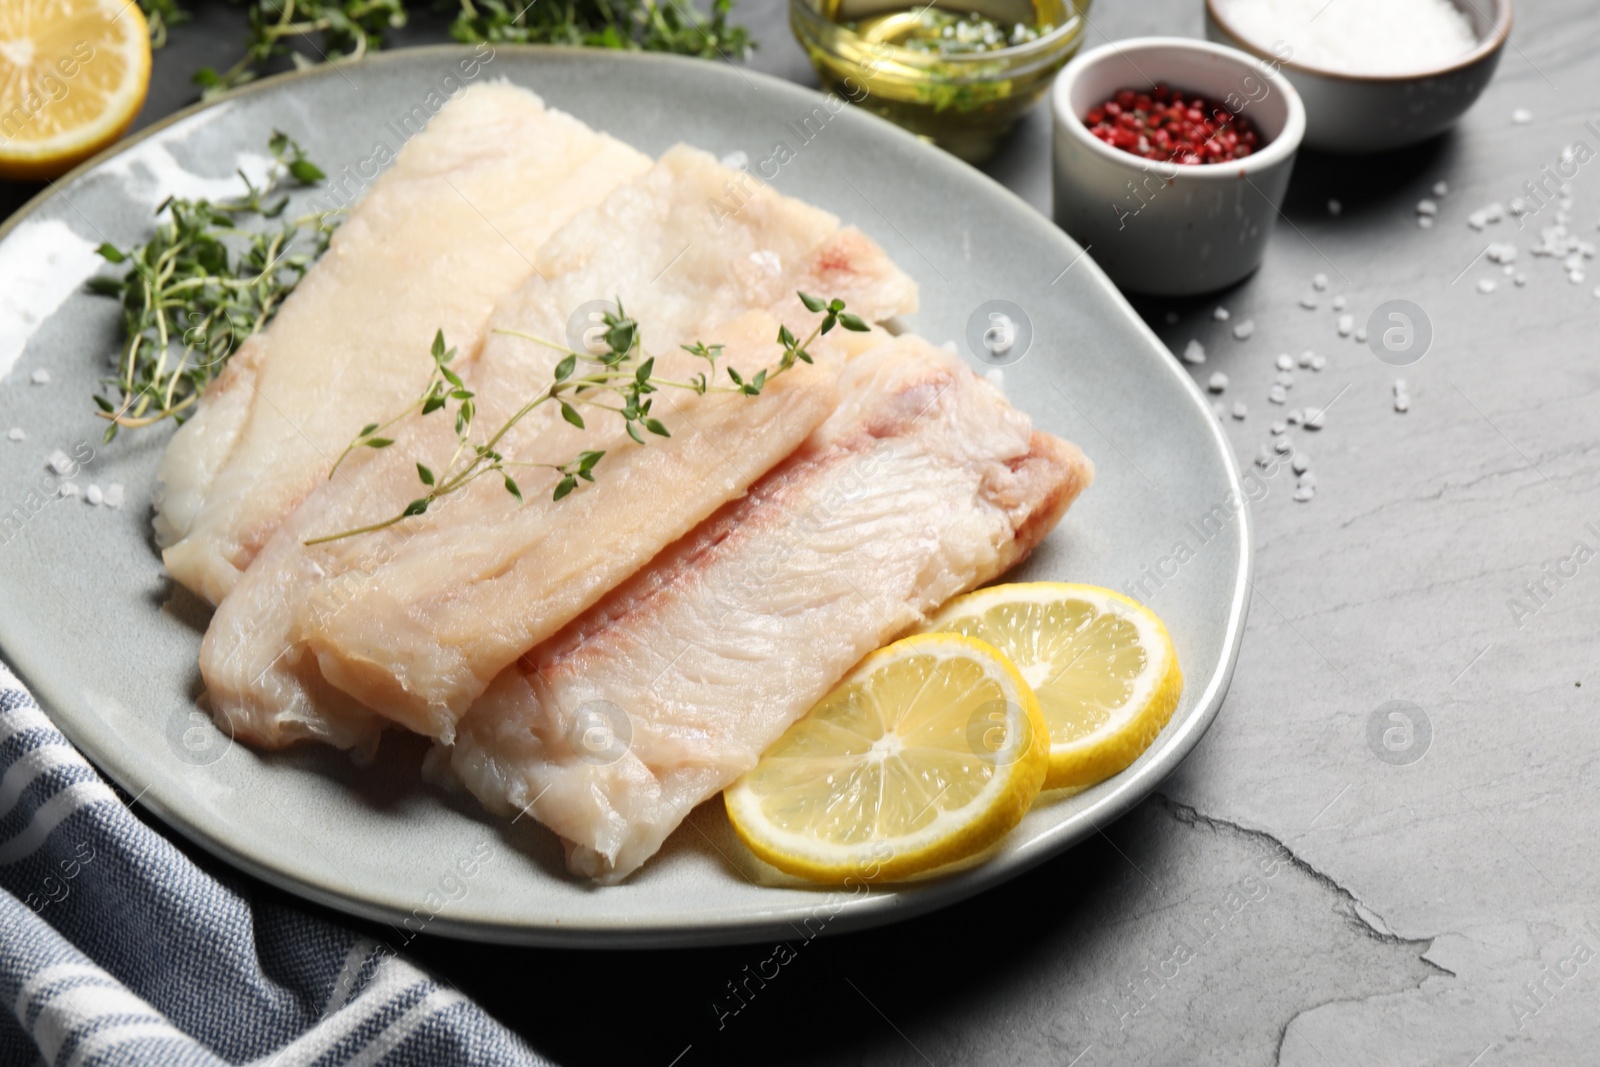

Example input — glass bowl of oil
[791,0,1089,163]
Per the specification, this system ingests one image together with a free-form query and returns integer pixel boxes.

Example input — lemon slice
[0,0,151,181]
[725,633,1048,883]
[922,583,1182,792]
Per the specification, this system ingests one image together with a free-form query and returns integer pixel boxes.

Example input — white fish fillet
[442,335,1094,882]
[299,145,918,735]
[200,146,918,752]
[157,82,652,606]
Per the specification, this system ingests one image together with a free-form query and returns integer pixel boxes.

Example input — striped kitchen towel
[0,661,546,1067]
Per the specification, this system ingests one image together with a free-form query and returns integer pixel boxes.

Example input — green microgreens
[88,132,340,442]
[304,291,867,544]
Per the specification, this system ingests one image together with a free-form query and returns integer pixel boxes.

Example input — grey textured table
[5,2,1598,1065]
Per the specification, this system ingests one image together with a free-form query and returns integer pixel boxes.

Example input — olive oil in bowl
[792,0,1088,162]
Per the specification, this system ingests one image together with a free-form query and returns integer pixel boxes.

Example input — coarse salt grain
[1287,408,1303,425]
[1208,372,1229,392]
[1300,294,1319,308]
[1515,273,1527,286]
[1165,311,1180,324]
[59,482,79,498]
[1232,401,1249,420]
[1419,217,1435,229]
[1275,370,1295,387]
[1233,319,1256,340]
[1298,472,1318,490]
[1271,419,1287,435]
[47,449,73,475]
[85,485,103,506]
[1355,328,1368,343]
[1477,278,1497,293]
[1311,355,1326,371]
[1332,295,1347,311]
[1217,0,1476,75]
[1183,338,1207,364]
[1298,351,1314,368]
[1395,394,1411,412]
[1274,435,1293,454]
[1312,273,1329,290]
[30,369,50,385]
[1293,486,1316,502]
[1337,314,1354,336]
[1512,108,1533,124]
[1292,454,1310,474]
[1328,199,1342,215]
[1487,242,1517,263]
[1212,400,1228,418]
[1417,199,1438,216]
[1214,306,1231,321]
[1268,385,1288,404]
[1275,353,1293,371]
[1304,407,1325,429]
[104,484,124,509]
[1433,181,1449,197]
[6,428,23,442]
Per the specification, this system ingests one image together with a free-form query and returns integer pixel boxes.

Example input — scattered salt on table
[1213,306,1231,321]
[1232,401,1249,420]
[1337,314,1354,336]
[1298,350,1314,368]
[1275,353,1294,371]
[1417,199,1438,216]
[1300,293,1319,308]
[1512,108,1533,124]
[1271,419,1287,435]
[1332,295,1347,311]
[1275,370,1295,387]
[1312,273,1329,291]
[6,428,23,442]
[30,369,49,385]
[1183,338,1207,364]
[1273,435,1293,454]
[85,485,103,507]
[1292,454,1310,474]
[1477,278,1497,293]
[104,484,125,509]
[1304,407,1325,429]
[1232,319,1256,340]
[1433,181,1449,197]
[1208,372,1229,392]
[1294,486,1316,502]
[1268,385,1288,404]
[46,449,73,475]
[1311,355,1326,371]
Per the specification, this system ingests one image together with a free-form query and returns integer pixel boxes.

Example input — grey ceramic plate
[0,47,1249,948]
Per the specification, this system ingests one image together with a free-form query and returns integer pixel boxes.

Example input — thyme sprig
[192,0,409,98]
[305,292,867,545]
[450,0,752,61]
[88,132,341,442]
[136,0,752,96]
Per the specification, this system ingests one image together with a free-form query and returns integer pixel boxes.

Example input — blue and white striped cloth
[0,662,547,1066]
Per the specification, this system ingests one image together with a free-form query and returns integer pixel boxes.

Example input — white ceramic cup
[1051,37,1306,296]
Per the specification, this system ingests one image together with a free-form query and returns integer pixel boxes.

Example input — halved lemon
[725,633,1048,883]
[0,0,151,181]
[921,583,1182,792]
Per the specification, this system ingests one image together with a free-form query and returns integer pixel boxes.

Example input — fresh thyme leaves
[304,291,868,545]
[135,0,752,96]
[450,0,752,61]
[88,132,340,442]
[191,0,410,98]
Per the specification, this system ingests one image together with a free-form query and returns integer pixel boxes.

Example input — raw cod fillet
[199,146,918,752]
[291,145,917,736]
[156,82,651,606]
[440,335,1095,882]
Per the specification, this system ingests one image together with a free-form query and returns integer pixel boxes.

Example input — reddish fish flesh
[157,83,651,606]
[441,335,1094,882]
